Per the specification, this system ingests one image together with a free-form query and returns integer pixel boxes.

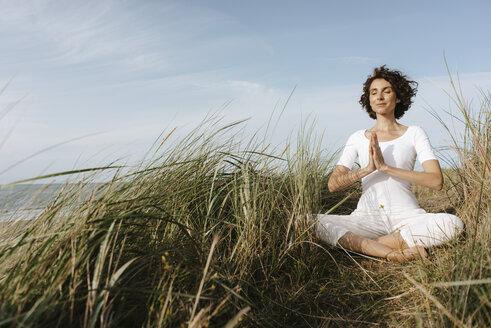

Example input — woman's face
[369,78,400,117]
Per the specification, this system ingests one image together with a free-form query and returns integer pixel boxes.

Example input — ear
[396,98,401,103]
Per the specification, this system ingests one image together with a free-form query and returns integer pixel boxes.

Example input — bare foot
[386,246,429,263]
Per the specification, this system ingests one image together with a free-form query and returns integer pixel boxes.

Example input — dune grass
[398,76,490,327]
[0,75,489,327]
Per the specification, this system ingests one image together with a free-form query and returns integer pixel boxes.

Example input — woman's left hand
[368,132,443,190]
[370,133,388,171]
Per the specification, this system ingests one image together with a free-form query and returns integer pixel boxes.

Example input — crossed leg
[316,212,435,263]
[338,231,428,263]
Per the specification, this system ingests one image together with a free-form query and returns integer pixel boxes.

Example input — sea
[0,183,101,222]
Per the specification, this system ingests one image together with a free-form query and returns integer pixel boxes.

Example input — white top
[337,126,437,212]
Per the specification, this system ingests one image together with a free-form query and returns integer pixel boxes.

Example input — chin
[375,112,394,118]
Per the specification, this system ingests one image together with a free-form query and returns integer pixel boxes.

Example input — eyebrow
[370,86,392,92]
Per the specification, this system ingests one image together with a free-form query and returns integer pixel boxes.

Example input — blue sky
[0,0,490,183]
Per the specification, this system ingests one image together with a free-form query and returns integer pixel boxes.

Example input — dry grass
[0,72,489,327]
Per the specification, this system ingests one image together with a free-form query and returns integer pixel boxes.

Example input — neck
[373,114,399,131]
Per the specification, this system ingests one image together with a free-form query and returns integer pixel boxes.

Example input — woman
[316,66,463,263]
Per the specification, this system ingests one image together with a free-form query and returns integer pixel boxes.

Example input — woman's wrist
[360,166,374,177]
[379,163,391,173]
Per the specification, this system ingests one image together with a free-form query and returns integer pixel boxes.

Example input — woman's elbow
[432,175,443,191]
[433,183,443,191]
[328,180,338,193]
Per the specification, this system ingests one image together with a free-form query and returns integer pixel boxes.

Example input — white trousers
[316,209,464,248]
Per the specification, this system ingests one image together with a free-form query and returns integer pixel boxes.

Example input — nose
[377,92,384,100]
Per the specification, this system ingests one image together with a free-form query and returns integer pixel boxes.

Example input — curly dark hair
[359,65,418,120]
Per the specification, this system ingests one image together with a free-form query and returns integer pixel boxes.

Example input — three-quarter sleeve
[413,126,437,164]
[337,133,359,169]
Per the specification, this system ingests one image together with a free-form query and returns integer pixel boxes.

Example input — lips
[376,103,386,106]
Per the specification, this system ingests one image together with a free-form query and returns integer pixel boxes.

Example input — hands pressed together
[329,130,443,192]
[366,132,389,173]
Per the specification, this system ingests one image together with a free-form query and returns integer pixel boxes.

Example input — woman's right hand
[328,132,377,192]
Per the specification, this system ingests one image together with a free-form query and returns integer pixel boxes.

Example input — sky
[0,0,490,183]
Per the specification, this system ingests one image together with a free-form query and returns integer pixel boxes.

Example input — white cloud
[0,0,240,73]
[1,70,489,183]
[0,1,489,182]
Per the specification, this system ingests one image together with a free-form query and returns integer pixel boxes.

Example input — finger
[373,134,379,146]
[374,147,382,160]
[376,147,384,161]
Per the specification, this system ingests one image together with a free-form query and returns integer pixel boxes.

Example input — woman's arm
[328,132,376,192]
[379,160,443,190]
[371,133,443,190]
[328,165,374,192]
